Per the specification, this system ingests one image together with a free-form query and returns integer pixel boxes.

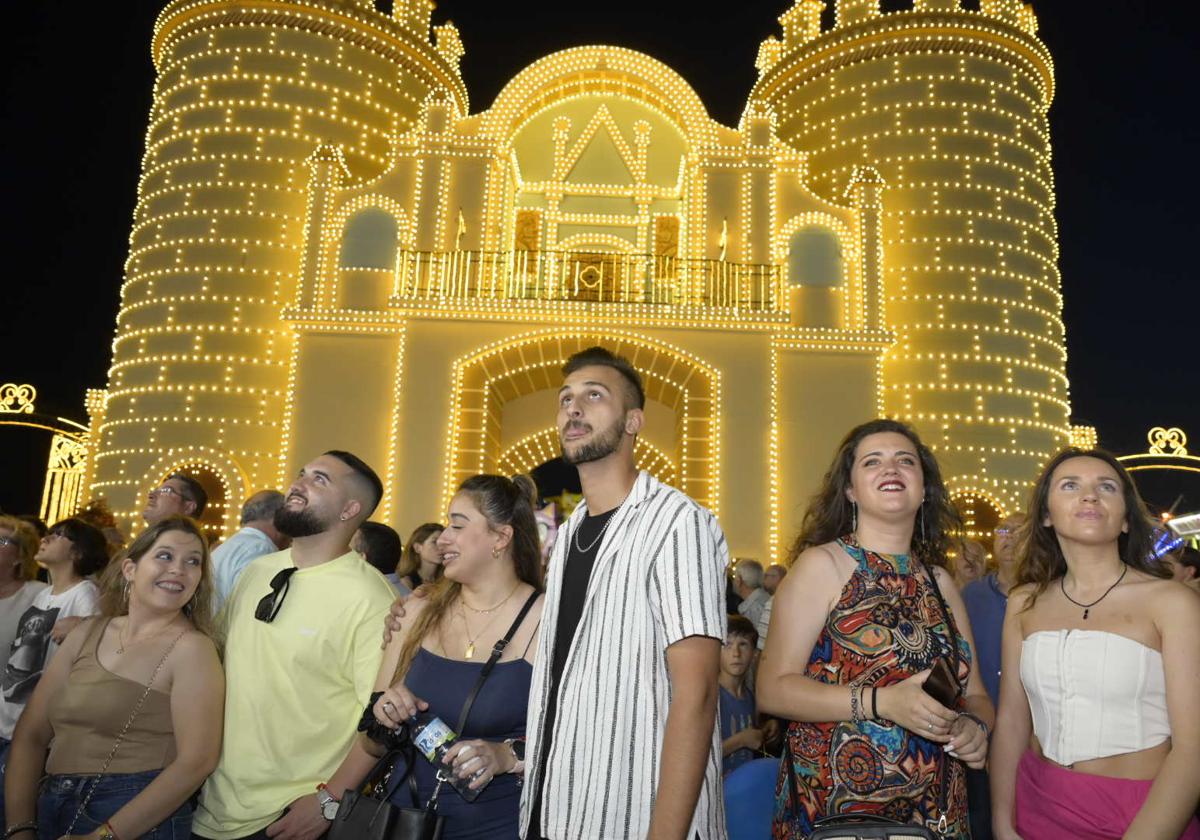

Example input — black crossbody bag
[784,562,963,840]
[329,590,539,840]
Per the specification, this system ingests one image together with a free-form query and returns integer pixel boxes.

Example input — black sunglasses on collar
[255,567,298,623]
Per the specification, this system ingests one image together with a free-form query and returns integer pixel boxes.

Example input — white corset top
[1020,629,1170,765]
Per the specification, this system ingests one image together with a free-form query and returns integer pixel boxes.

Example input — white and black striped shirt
[521,471,730,839]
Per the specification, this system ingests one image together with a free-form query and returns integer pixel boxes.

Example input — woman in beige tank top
[3,515,225,840]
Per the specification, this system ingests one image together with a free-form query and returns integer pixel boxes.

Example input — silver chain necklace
[574,509,618,554]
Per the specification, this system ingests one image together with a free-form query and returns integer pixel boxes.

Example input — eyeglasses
[254,567,298,623]
[151,485,191,502]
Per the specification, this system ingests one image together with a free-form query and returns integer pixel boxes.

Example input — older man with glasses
[960,512,1027,840]
[142,473,208,525]
[191,451,395,840]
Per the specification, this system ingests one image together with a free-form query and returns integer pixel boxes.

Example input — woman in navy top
[366,475,544,840]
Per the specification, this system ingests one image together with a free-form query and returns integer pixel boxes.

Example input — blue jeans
[38,770,192,840]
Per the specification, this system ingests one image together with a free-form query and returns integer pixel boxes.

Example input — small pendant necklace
[460,581,520,658]
[1060,564,1128,620]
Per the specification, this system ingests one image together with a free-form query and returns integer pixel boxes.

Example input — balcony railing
[393,250,782,311]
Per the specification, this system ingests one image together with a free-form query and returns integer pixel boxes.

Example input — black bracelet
[5,824,38,839]
[871,685,879,720]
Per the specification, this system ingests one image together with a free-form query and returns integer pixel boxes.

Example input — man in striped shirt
[523,346,730,840]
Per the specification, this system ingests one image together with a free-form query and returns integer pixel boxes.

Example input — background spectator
[210,490,288,608]
[1166,545,1200,594]
[398,522,444,590]
[719,615,761,776]
[142,473,207,526]
[762,563,786,595]
[0,517,47,674]
[954,538,987,589]
[0,517,107,825]
[353,521,409,595]
[733,559,769,629]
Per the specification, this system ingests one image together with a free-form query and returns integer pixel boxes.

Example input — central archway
[442,329,721,514]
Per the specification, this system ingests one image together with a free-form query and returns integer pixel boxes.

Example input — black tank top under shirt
[529,506,618,839]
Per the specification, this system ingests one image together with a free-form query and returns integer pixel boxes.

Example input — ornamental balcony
[389,249,782,312]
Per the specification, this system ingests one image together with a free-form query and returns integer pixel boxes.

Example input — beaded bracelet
[4,824,38,840]
[849,680,864,723]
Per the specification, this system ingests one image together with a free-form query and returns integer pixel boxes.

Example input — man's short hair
[324,450,383,517]
[726,614,759,648]
[357,521,403,576]
[168,473,208,517]
[562,346,645,410]
[735,558,764,588]
[240,490,285,525]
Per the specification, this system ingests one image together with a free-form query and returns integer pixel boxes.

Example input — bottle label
[414,717,456,762]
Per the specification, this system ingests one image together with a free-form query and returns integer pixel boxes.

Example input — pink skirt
[1016,749,1200,839]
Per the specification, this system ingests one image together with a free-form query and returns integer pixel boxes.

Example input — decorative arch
[339,208,399,270]
[497,426,678,488]
[774,212,860,327]
[138,447,249,541]
[950,489,1007,549]
[322,194,410,308]
[482,46,716,148]
[443,328,721,514]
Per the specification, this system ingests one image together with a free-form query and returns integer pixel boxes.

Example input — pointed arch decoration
[442,328,720,514]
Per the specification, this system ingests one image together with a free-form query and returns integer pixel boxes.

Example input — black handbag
[328,590,540,840]
[805,813,938,840]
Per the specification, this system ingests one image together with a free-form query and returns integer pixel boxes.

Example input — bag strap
[454,589,539,733]
[920,560,961,837]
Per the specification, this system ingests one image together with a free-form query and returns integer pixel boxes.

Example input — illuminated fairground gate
[0,384,90,523]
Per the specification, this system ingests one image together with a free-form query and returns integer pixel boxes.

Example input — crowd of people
[0,344,1197,840]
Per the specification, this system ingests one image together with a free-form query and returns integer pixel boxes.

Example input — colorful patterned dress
[773,536,972,839]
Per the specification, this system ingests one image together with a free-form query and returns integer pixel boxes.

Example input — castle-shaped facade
[86,0,1070,562]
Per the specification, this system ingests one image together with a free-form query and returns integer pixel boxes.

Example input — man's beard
[274,505,328,538]
[560,415,625,466]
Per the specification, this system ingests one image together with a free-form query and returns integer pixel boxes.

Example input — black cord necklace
[1060,564,1128,620]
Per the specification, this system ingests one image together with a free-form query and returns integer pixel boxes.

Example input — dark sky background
[2,0,1195,515]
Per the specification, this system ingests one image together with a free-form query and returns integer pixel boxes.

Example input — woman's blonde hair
[0,515,40,580]
[99,515,216,638]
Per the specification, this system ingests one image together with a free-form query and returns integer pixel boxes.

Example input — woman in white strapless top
[989,448,1200,840]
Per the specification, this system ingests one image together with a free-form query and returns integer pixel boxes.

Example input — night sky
[2,0,1195,515]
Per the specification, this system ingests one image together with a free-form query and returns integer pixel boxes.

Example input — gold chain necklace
[461,583,520,614]
[459,581,521,658]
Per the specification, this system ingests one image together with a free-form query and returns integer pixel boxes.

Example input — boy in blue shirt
[719,614,761,775]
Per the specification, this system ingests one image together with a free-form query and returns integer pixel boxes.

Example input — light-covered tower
[754,0,1066,518]
[91,0,465,534]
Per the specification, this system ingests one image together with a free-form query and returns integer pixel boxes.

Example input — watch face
[322,799,340,820]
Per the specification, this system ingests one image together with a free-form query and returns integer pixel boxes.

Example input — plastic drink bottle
[410,712,486,802]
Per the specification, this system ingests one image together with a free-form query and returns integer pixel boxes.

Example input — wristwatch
[316,784,340,820]
[504,737,526,764]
